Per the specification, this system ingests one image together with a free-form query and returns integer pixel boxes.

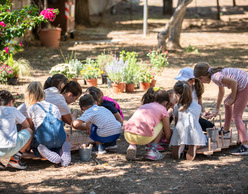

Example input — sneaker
[97,144,107,154]
[159,137,169,145]
[104,141,118,150]
[126,145,137,161]
[146,149,164,161]
[0,161,6,169]
[146,144,164,152]
[230,144,248,156]
[186,145,197,161]
[219,128,230,139]
[172,145,185,159]
[7,157,27,170]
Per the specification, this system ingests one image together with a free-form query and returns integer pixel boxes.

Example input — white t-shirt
[27,101,61,129]
[17,103,28,117]
[192,86,198,103]
[44,87,71,116]
[0,106,26,148]
[78,104,122,137]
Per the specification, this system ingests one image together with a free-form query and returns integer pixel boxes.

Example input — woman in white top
[44,74,82,125]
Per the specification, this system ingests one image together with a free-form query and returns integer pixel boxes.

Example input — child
[124,88,172,161]
[0,90,33,170]
[175,67,214,131]
[170,81,206,161]
[25,82,71,166]
[194,62,248,155]
[85,86,123,150]
[72,94,122,154]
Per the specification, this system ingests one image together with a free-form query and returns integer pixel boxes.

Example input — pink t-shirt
[211,68,248,92]
[103,96,124,119]
[123,102,169,137]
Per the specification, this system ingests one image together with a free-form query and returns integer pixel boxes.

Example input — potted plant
[49,63,77,80]
[121,50,139,93]
[138,66,154,91]
[80,58,102,87]
[0,63,15,85]
[105,57,127,93]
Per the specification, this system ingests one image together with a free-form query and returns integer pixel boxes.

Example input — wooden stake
[217,132,219,148]
[208,137,211,151]
[230,128,232,143]
[213,117,215,125]
[221,130,224,147]
[70,125,72,135]
[237,131,240,143]
[219,114,222,128]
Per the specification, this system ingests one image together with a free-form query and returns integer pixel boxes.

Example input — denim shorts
[0,129,31,159]
[90,124,120,143]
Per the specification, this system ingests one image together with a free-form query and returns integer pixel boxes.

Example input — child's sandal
[186,145,197,161]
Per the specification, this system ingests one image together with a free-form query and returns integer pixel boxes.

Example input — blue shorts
[0,129,31,159]
[90,124,120,143]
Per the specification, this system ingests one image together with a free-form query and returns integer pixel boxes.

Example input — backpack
[33,103,66,149]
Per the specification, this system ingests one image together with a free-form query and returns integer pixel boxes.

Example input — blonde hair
[194,62,223,78]
[25,81,45,107]
[173,81,192,111]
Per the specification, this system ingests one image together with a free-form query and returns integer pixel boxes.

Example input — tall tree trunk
[167,0,186,50]
[233,0,236,6]
[163,0,173,15]
[75,0,91,27]
[216,0,220,20]
[157,0,193,51]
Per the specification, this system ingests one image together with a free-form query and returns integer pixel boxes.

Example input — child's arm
[26,118,34,130]
[162,116,171,142]
[62,114,73,125]
[213,86,225,117]
[114,112,123,124]
[20,119,31,130]
[72,119,85,130]
[198,98,206,113]
[221,77,237,106]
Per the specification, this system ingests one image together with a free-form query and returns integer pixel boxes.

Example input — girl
[44,74,82,125]
[124,88,172,161]
[170,81,206,161]
[175,67,214,131]
[25,81,71,166]
[194,62,248,155]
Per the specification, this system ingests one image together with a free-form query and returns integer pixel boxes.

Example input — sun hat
[174,67,195,81]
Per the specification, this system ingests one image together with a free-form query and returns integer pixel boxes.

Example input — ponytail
[194,79,204,99]
[141,87,156,105]
[173,81,192,111]
[194,62,223,78]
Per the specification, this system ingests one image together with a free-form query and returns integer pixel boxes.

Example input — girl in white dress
[170,81,206,160]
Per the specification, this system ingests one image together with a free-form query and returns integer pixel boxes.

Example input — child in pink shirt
[194,62,248,155]
[124,88,172,161]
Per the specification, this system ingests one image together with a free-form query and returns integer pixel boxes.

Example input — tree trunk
[163,0,173,15]
[157,0,193,51]
[167,0,186,50]
[233,0,236,7]
[75,0,91,27]
[216,0,220,20]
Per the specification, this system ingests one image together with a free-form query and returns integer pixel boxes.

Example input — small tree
[0,0,58,61]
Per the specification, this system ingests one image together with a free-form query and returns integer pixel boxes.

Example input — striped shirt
[211,68,248,92]
[78,104,122,137]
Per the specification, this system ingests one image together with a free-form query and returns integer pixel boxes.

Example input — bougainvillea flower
[4,47,9,54]
[0,21,6,27]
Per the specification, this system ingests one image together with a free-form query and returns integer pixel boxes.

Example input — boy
[0,90,33,170]
[72,94,122,154]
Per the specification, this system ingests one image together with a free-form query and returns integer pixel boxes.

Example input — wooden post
[237,131,240,143]
[217,132,219,148]
[208,137,211,151]
[213,117,215,125]
[143,0,148,37]
[219,114,222,128]
[221,130,224,147]
[230,128,232,143]
[70,125,73,135]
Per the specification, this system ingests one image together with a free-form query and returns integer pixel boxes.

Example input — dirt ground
[1,0,248,193]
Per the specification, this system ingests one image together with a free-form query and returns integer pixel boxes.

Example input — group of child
[1,62,248,170]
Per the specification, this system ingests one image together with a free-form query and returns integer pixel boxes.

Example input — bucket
[79,148,92,161]
[206,128,218,142]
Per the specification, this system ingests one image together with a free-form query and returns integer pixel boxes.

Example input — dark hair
[61,81,82,96]
[44,74,68,91]
[0,90,15,106]
[194,79,204,99]
[173,81,192,111]
[79,94,95,108]
[194,62,223,78]
[85,86,103,104]
[141,87,169,105]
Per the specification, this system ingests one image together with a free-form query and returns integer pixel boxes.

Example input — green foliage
[185,45,199,54]
[80,58,103,79]
[138,66,154,83]
[147,49,169,73]
[96,51,114,73]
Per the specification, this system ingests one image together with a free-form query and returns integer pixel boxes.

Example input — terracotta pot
[101,74,108,84]
[140,82,150,91]
[86,78,97,87]
[7,77,18,85]
[39,27,61,48]
[150,79,157,87]
[119,82,125,93]
[125,83,135,93]
[112,83,120,94]
[71,78,78,82]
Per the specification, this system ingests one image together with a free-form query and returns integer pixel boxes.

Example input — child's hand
[212,108,219,117]
[203,111,213,120]
[72,110,78,121]
[225,97,235,106]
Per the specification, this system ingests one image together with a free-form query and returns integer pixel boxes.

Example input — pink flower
[4,47,9,54]
[0,21,6,27]
[149,49,151,52]
[40,8,56,22]
[19,42,23,47]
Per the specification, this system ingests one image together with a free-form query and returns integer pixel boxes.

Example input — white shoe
[126,145,136,161]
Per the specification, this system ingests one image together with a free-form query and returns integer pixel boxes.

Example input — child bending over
[170,81,206,161]
[25,82,71,166]
[72,94,122,154]
[0,90,33,170]
[124,88,172,161]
